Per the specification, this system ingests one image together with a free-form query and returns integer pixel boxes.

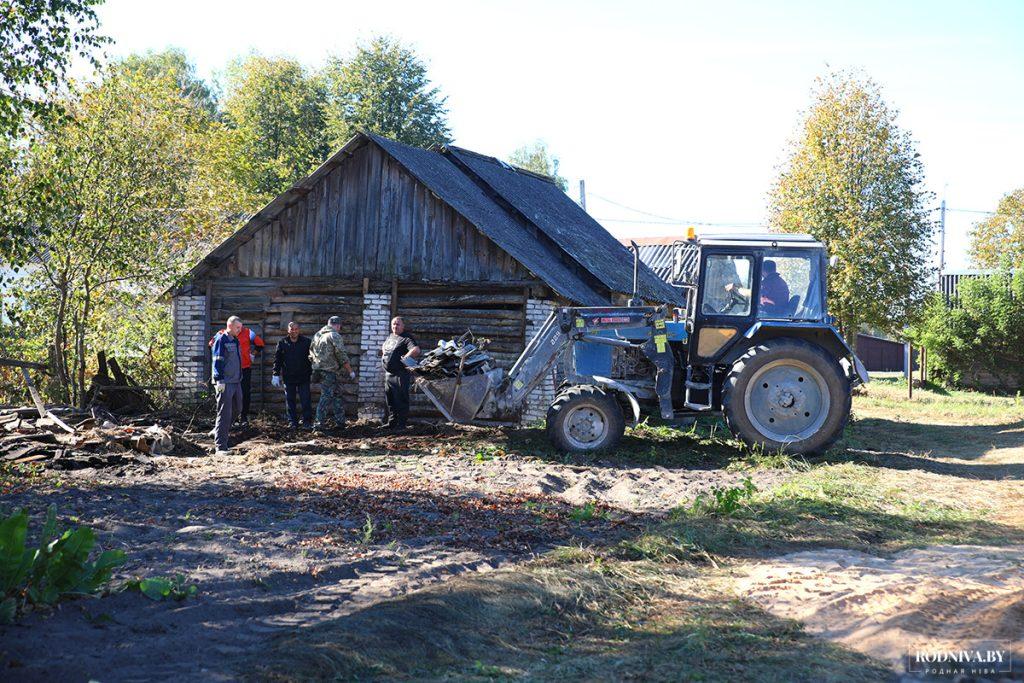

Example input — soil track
[0,420,773,681]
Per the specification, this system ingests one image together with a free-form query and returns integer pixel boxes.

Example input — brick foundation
[521,298,558,424]
[172,295,207,402]
[357,293,391,420]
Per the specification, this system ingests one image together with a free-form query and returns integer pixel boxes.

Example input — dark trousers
[239,367,252,423]
[384,373,411,427]
[284,381,312,426]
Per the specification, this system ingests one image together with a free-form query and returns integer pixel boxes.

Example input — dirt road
[0,422,775,681]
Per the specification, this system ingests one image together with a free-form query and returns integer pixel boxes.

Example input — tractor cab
[672,232,830,364]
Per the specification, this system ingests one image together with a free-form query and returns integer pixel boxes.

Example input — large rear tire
[723,338,851,454]
[546,385,625,453]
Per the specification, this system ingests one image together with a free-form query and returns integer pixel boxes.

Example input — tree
[969,188,1024,268]
[7,68,219,404]
[0,0,107,138]
[509,140,569,192]
[913,271,1024,390]
[221,55,329,201]
[769,73,934,342]
[1,0,108,268]
[114,48,217,117]
[322,36,450,149]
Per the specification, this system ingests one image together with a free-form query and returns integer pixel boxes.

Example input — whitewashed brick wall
[357,293,391,420]
[172,295,207,402]
[521,298,558,424]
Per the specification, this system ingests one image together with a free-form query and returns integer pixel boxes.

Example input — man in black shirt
[381,316,420,430]
[272,321,314,429]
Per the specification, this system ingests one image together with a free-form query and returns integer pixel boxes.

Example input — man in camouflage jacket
[309,316,356,432]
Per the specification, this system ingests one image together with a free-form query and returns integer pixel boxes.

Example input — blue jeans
[285,381,312,426]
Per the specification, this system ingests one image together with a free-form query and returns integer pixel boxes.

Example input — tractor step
[683,401,713,411]
[685,380,712,390]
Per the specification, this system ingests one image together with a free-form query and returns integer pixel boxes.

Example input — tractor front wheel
[546,385,625,453]
[723,338,850,454]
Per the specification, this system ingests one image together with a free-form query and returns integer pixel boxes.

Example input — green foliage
[569,502,605,522]
[912,271,1024,390]
[0,505,126,623]
[114,48,219,117]
[127,574,197,601]
[769,72,934,341]
[0,0,108,138]
[221,54,329,201]
[508,140,569,192]
[970,187,1024,268]
[322,36,451,149]
[4,61,236,404]
[686,478,757,517]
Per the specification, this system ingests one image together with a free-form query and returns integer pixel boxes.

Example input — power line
[595,217,768,228]
[587,192,764,228]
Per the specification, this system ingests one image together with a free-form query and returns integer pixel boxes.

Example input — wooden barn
[170,132,681,422]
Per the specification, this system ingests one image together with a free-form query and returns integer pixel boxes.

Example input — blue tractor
[416,232,868,454]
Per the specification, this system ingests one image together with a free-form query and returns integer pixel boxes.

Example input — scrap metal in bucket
[410,331,499,422]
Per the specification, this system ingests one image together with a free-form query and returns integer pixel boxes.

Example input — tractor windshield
[759,250,823,320]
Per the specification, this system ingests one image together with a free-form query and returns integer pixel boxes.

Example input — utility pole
[938,198,947,277]
[579,179,587,212]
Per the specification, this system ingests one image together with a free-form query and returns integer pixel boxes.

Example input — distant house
[170,132,681,422]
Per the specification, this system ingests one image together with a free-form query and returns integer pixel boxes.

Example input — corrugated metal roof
[619,239,697,284]
[444,146,685,306]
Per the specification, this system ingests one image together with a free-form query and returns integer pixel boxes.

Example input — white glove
[215,381,225,389]
[349,371,356,380]
[271,375,281,388]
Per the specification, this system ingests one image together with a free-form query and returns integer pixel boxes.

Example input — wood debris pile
[409,333,495,379]
[0,407,202,469]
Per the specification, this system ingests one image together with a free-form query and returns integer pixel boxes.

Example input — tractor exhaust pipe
[628,240,642,307]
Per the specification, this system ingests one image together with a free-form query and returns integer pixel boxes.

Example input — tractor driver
[758,260,790,316]
[722,259,790,316]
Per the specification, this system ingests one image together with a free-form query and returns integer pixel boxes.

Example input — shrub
[914,271,1024,390]
[0,506,126,623]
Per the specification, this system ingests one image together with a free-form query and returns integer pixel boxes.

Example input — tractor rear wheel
[546,385,625,453]
[723,338,850,454]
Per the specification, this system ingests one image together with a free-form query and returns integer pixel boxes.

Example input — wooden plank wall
[229,142,531,285]
[207,277,363,417]
[396,284,527,418]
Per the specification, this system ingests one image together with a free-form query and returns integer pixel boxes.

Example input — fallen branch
[20,368,75,434]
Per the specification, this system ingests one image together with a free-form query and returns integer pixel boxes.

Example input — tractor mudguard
[725,322,869,385]
[590,376,642,426]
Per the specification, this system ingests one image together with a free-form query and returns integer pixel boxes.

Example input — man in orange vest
[210,320,264,427]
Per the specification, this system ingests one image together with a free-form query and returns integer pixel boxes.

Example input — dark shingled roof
[181,131,683,307]
[444,146,684,306]
[367,134,606,306]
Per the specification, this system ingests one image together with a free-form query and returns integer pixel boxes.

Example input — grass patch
[251,558,887,682]
[624,463,1020,564]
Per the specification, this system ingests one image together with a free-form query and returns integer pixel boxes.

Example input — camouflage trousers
[314,370,346,427]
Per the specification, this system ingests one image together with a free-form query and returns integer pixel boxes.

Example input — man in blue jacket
[211,316,244,455]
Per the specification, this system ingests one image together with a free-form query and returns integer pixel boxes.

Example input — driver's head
[763,259,777,276]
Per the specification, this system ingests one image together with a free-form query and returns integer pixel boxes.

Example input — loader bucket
[416,374,492,423]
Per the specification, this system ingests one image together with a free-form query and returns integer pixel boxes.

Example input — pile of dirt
[0,406,204,469]
[736,544,1024,671]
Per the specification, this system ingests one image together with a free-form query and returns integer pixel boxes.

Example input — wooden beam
[0,358,47,371]
[390,278,399,318]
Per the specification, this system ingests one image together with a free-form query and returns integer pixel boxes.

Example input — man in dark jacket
[381,316,420,430]
[759,260,791,317]
[272,321,313,429]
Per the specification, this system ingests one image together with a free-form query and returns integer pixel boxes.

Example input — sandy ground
[737,545,1024,676]
[0,422,777,681]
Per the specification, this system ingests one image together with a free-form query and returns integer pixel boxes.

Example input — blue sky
[95,0,1023,270]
